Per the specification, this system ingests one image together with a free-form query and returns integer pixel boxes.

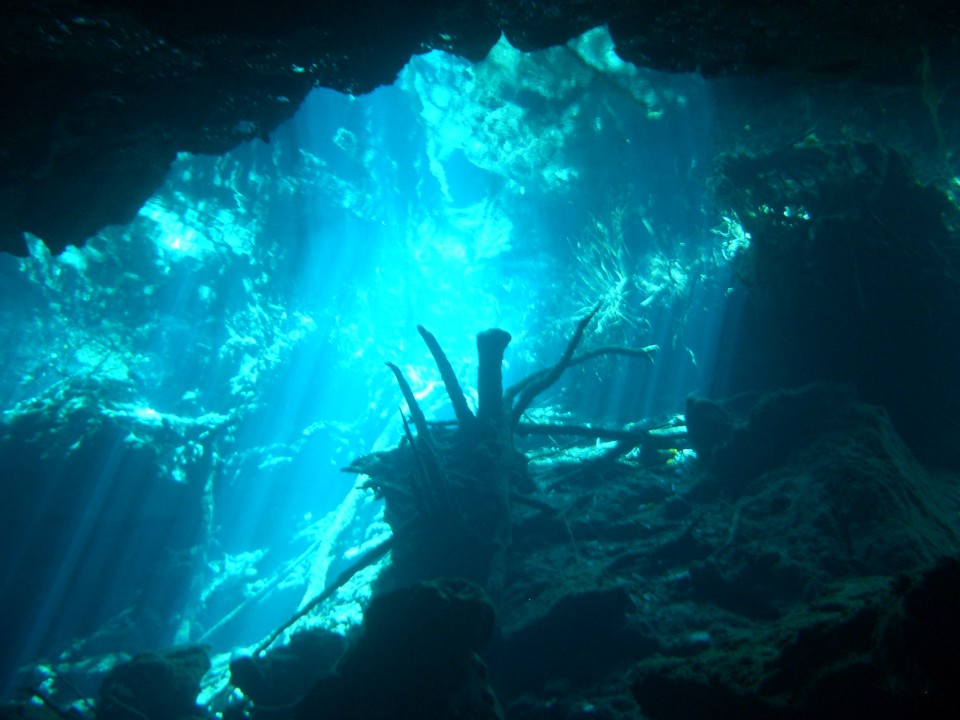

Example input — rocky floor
[5,384,960,720]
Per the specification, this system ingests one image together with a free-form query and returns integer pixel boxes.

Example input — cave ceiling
[2,0,959,256]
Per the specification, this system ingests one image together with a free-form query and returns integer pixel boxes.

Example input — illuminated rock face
[2,1,959,255]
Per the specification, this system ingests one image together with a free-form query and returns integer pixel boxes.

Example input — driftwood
[516,421,685,448]
[344,305,663,598]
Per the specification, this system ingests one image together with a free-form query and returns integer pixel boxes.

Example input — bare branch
[516,420,686,449]
[508,303,601,426]
[254,535,395,655]
[417,325,476,430]
[385,361,431,442]
[568,344,658,366]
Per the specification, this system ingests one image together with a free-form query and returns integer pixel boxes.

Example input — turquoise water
[2,26,957,715]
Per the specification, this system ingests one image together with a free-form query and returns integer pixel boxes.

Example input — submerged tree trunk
[362,327,524,594]
[345,308,660,600]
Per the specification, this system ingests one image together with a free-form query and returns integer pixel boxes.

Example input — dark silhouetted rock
[98,646,210,720]
[295,577,501,720]
[229,629,346,710]
[632,556,960,720]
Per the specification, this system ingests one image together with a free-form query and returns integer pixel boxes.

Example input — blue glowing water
[0,30,739,697]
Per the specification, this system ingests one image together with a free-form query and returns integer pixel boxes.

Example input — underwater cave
[2,2,960,719]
